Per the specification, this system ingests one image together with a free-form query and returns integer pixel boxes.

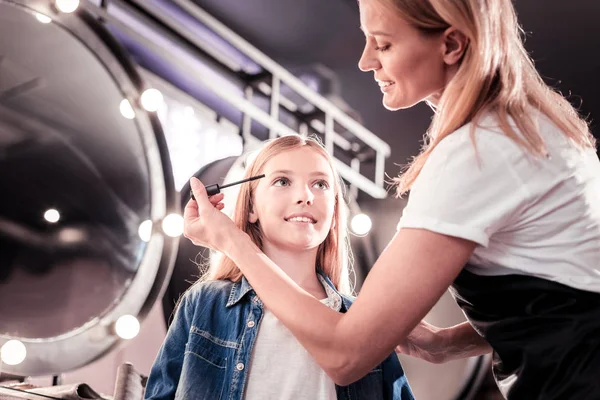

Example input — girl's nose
[296,185,314,206]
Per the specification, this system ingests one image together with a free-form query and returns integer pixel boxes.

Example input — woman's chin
[382,97,406,111]
[383,94,423,111]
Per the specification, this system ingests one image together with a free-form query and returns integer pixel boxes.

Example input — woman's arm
[397,321,492,364]
[442,322,492,361]
[185,179,477,385]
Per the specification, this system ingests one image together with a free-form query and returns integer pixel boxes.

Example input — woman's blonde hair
[204,135,353,295]
[377,0,595,195]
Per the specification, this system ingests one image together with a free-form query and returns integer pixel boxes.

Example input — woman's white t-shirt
[398,114,600,293]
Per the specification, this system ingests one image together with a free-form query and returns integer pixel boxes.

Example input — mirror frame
[0,0,178,376]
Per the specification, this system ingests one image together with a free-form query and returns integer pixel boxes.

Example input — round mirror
[0,0,177,375]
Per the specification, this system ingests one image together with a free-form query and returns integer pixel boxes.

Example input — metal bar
[269,75,280,139]
[350,157,360,200]
[376,152,385,188]
[309,118,352,151]
[334,160,386,199]
[324,113,334,155]
[121,0,244,72]
[299,122,308,137]
[81,0,388,198]
[242,86,253,144]
[172,0,390,156]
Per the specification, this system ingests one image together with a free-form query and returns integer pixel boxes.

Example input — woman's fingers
[183,197,199,220]
[208,193,224,206]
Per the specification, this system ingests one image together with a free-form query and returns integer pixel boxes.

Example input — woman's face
[358,0,451,110]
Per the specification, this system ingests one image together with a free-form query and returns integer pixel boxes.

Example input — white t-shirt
[398,113,600,293]
[243,275,342,399]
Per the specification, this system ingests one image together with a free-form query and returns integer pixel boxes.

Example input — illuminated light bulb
[119,99,135,119]
[35,12,52,23]
[350,213,372,235]
[55,0,79,13]
[115,315,140,340]
[1,340,27,366]
[138,220,153,242]
[44,209,60,223]
[140,88,163,112]
[161,214,183,237]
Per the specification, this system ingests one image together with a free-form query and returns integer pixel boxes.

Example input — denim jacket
[145,273,414,400]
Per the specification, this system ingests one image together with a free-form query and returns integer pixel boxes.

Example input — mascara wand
[190,174,265,200]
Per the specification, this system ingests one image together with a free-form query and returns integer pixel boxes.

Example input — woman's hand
[396,320,492,364]
[183,177,238,253]
[395,320,449,364]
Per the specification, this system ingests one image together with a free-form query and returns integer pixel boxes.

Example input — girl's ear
[249,208,258,223]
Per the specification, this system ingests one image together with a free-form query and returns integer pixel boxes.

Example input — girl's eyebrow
[270,170,330,178]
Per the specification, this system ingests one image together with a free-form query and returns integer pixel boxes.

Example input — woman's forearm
[224,230,350,375]
[223,229,477,385]
[441,322,492,362]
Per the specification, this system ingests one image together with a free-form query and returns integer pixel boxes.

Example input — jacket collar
[226,270,352,311]
[226,275,255,307]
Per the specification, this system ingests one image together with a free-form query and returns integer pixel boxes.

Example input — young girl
[184,0,600,399]
[145,135,414,400]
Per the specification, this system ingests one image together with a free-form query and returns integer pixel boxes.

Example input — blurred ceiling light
[350,213,372,236]
[55,0,79,13]
[35,12,52,23]
[1,340,27,366]
[114,315,140,340]
[44,209,60,223]
[140,88,164,112]
[162,213,183,238]
[138,220,153,242]
[119,99,135,119]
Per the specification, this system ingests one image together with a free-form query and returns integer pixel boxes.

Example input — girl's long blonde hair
[204,135,353,295]
[379,0,595,195]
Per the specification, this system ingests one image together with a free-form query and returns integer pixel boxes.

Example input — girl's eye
[313,180,330,190]
[375,44,390,52]
[273,177,290,187]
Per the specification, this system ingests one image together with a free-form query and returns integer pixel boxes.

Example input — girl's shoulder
[182,279,236,305]
[338,293,356,309]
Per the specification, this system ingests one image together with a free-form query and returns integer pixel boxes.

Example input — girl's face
[358,0,449,110]
[249,147,336,254]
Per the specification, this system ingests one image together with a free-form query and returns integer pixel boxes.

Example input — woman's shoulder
[427,112,562,180]
[435,113,526,156]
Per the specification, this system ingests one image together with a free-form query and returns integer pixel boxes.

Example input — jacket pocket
[176,328,238,400]
[185,327,236,368]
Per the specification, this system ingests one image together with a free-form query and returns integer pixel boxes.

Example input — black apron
[450,265,600,400]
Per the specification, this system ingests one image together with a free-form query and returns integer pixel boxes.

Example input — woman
[184,0,600,398]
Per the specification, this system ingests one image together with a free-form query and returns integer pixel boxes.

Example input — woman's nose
[358,45,380,72]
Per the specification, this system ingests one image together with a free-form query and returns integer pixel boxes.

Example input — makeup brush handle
[190,184,220,200]
[205,184,220,196]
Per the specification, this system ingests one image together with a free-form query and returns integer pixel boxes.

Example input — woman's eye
[273,177,290,187]
[375,44,390,52]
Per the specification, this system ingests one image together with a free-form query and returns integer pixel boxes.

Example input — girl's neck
[262,244,327,299]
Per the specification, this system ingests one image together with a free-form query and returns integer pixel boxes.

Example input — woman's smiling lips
[376,79,395,92]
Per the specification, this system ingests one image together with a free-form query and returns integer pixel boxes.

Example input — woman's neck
[262,244,327,299]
